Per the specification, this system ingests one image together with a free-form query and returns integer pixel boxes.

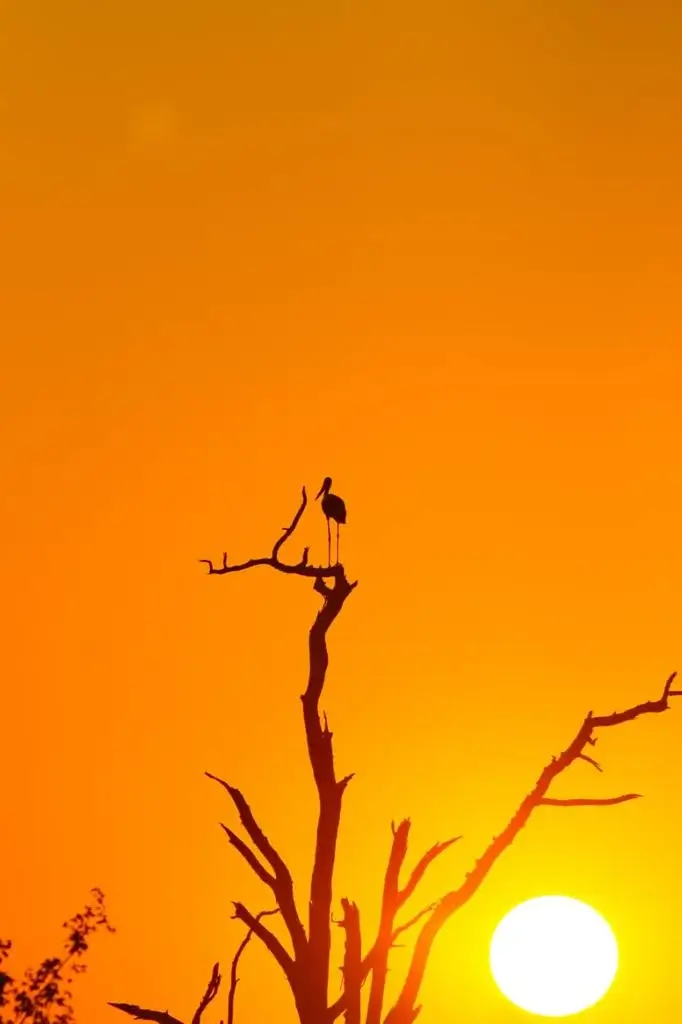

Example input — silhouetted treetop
[113,482,679,1024]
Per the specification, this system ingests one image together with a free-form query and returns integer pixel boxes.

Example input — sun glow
[490,896,618,1017]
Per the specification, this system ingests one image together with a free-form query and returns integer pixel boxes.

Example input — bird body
[315,477,347,565]
[321,490,346,525]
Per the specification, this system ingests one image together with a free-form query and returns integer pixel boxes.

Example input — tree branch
[190,964,221,1024]
[398,835,462,906]
[231,903,296,989]
[207,774,308,962]
[365,821,460,1024]
[540,794,641,806]
[109,1006,184,1024]
[110,962,221,1024]
[198,487,346,580]
[391,904,438,943]
[227,910,279,1024]
[301,569,357,1017]
[384,671,681,1024]
[219,824,275,888]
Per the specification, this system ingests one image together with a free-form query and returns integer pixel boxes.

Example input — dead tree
[112,485,680,1024]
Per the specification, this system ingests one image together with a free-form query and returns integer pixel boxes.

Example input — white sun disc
[490,896,618,1016]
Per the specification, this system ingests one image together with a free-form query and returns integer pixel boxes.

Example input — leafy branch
[0,888,115,1024]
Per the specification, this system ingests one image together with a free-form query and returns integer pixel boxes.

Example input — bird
[315,477,347,566]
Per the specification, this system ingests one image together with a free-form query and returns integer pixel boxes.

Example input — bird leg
[326,516,331,568]
[336,521,340,565]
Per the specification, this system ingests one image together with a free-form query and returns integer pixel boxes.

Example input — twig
[577,752,602,772]
[391,903,438,943]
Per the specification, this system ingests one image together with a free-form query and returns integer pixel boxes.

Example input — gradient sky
[2,2,682,1022]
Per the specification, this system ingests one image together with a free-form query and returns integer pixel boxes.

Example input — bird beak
[315,484,324,500]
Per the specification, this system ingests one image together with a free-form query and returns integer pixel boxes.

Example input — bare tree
[112,485,680,1024]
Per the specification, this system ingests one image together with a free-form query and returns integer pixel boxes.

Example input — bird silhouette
[315,477,347,566]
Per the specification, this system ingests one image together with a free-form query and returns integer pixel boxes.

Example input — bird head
[315,477,332,500]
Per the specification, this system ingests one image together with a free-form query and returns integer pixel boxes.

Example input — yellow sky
[2,2,682,1021]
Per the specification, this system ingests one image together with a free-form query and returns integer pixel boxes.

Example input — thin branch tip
[578,753,603,772]
[227,909,279,1024]
[541,793,642,806]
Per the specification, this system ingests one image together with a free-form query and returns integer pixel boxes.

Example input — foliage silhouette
[112,484,680,1024]
[0,888,114,1024]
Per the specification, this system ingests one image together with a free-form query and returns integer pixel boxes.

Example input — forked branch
[327,821,461,1024]
[199,487,346,580]
[334,820,461,1024]
[206,773,308,963]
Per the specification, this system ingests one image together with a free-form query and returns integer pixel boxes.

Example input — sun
[489,896,618,1017]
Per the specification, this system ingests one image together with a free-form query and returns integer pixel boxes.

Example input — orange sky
[2,2,682,1021]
